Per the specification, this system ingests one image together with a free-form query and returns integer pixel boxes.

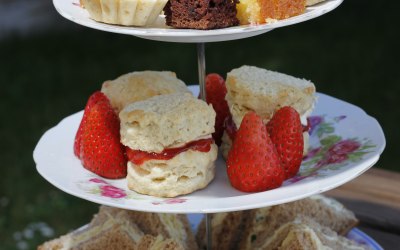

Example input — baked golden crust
[226,65,316,128]
[101,71,190,113]
[120,93,215,153]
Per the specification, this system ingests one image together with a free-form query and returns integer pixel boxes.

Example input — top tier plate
[34,86,385,214]
[54,0,343,43]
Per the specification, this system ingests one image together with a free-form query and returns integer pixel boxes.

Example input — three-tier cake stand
[34,0,386,249]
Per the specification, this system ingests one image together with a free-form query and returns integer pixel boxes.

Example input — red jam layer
[224,115,310,141]
[126,138,213,165]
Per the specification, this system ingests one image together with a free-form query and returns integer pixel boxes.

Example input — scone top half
[120,93,216,153]
[226,65,316,128]
[101,71,191,113]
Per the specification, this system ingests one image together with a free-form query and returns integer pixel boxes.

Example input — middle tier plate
[34,86,385,213]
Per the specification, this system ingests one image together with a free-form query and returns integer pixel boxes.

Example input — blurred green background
[0,0,399,249]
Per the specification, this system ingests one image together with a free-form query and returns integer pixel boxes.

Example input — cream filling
[65,211,143,248]
[211,213,228,228]
[309,195,345,213]
[253,207,272,233]
[159,214,187,246]
[148,235,167,250]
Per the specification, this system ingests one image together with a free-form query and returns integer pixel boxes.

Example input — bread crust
[101,71,190,112]
[120,93,216,153]
[127,144,217,197]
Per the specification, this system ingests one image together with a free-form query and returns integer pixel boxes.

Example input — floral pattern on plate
[76,177,188,205]
[289,115,376,183]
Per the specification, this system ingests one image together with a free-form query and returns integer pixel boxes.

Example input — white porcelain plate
[53,0,343,43]
[34,86,385,213]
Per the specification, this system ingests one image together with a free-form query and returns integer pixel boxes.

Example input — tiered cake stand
[35,0,386,249]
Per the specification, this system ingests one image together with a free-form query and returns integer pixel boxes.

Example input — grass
[0,0,399,249]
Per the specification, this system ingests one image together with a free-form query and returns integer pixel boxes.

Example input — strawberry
[74,91,108,158]
[205,73,230,146]
[266,106,304,179]
[227,112,284,192]
[80,98,127,179]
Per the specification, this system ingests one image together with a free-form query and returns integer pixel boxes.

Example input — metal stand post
[197,43,206,100]
[197,42,212,250]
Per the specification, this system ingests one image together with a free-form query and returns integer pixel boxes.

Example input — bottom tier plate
[34,86,385,213]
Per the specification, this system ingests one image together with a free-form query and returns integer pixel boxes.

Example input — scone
[236,0,306,25]
[120,93,218,197]
[221,65,316,158]
[101,71,191,113]
[80,0,168,26]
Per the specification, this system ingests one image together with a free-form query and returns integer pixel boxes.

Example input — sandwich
[101,71,191,113]
[221,65,316,158]
[91,206,197,249]
[196,195,358,250]
[38,205,191,250]
[259,216,366,250]
[119,93,218,197]
[196,211,245,250]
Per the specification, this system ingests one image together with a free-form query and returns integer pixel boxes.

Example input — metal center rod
[205,213,212,250]
[197,42,212,250]
[197,43,206,101]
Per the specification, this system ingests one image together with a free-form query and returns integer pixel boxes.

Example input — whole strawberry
[205,73,230,146]
[267,106,304,179]
[227,112,284,192]
[80,97,127,179]
[74,91,108,158]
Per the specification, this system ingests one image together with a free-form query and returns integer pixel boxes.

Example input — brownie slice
[164,0,240,30]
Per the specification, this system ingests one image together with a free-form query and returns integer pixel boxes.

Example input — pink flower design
[328,140,361,155]
[152,198,187,205]
[165,198,187,204]
[100,185,127,199]
[303,147,321,161]
[308,116,323,135]
[334,115,347,122]
[89,178,108,184]
[324,153,348,165]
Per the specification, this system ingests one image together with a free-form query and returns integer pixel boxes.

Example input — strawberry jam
[127,138,213,165]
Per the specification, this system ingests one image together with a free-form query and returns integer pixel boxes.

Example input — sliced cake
[164,0,239,29]
[237,0,306,25]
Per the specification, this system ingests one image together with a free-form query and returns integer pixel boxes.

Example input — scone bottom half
[120,93,218,197]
